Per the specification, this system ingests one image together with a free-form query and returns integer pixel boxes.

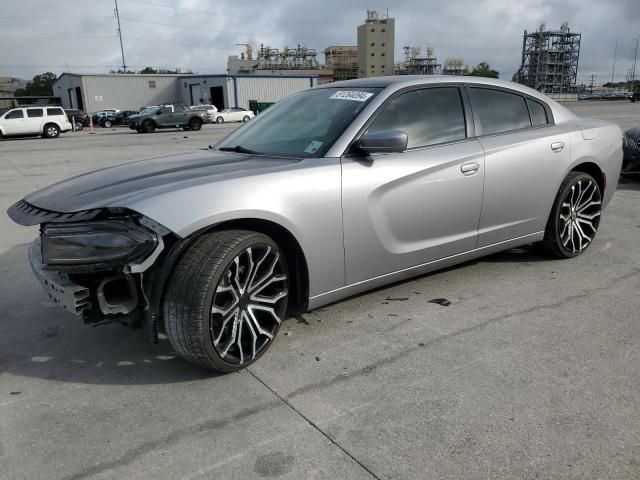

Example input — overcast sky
[1,0,639,85]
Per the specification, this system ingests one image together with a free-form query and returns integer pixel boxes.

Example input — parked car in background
[97,110,138,128]
[190,104,218,123]
[128,104,208,133]
[214,107,255,123]
[0,106,72,139]
[64,109,88,130]
[629,92,640,103]
[622,127,640,174]
[7,76,623,372]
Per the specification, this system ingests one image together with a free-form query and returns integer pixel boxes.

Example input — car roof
[317,75,577,124]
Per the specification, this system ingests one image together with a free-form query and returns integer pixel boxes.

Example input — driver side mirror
[354,130,408,154]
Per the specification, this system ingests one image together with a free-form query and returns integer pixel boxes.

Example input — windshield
[216,87,382,158]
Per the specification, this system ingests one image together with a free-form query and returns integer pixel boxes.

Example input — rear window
[5,109,24,119]
[527,99,549,126]
[469,88,531,136]
[46,108,64,116]
[27,109,44,118]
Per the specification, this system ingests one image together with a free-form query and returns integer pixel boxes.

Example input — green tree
[468,62,499,79]
[15,72,57,96]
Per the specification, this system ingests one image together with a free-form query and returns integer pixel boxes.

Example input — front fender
[117,158,346,298]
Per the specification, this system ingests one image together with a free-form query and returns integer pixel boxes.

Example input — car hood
[12,150,301,220]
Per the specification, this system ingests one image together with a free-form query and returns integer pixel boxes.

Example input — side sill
[308,231,544,310]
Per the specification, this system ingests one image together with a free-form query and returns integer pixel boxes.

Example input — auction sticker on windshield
[304,141,324,154]
[330,91,374,102]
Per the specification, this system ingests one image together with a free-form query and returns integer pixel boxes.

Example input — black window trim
[5,109,25,119]
[345,83,475,156]
[26,108,45,118]
[463,84,555,139]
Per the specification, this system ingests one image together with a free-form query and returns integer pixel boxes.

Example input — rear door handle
[461,162,480,175]
[551,142,565,153]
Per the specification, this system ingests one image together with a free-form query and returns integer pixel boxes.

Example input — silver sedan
[8,76,623,372]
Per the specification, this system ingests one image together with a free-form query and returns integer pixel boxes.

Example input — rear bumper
[28,239,90,315]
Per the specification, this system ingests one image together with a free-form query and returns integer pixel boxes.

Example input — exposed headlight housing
[41,220,157,269]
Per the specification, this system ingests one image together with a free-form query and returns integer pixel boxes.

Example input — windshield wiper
[218,145,262,155]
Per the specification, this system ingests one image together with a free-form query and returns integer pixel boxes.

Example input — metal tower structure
[397,46,441,75]
[516,22,581,93]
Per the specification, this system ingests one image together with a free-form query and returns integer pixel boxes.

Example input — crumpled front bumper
[28,239,91,315]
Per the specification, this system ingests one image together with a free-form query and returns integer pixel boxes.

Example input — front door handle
[461,162,480,175]
[551,142,565,153]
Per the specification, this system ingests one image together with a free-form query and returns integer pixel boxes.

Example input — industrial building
[442,58,469,76]
[53,73,317,113]
[324,46,358,81]
[396,46,441,75]
[516,22,581,92]
[227,44,333,84]
[357,11,395,78]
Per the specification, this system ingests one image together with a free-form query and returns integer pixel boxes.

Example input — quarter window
[5,110,24,119]
[27,109,44,117]
[46,108,64,116]
[527,99,549,126]
[469,88,531,135]
[367,87,467,149]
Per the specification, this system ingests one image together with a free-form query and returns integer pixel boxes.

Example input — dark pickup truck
[128,105,208,133]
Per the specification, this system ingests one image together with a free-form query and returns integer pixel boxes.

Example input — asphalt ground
[1,102,639,479]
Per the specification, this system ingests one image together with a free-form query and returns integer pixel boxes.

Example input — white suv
[0,106,73,139]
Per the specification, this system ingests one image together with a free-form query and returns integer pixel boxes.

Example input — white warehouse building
[54,73,318,113]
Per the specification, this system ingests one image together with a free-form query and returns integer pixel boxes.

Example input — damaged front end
[9,201,171,331]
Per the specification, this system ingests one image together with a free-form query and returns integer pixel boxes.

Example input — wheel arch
[41,121,61,134]
[570,161,606,194]
[151,217,310,337]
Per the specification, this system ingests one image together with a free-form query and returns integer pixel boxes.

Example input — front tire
[103,120,112,128]
[542,172,602,258]
[163,230,289,372]
[242,115,250,122]
[216,116,224,124]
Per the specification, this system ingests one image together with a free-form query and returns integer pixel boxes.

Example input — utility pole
[589,74,595,94]
[630,37,639,92]
[114,0,126,72]
[611,38,617,85]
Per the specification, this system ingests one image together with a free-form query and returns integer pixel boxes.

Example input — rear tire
[43,124,60,138]
[189,117,202,131]
[103,120,112,128]
[142,120,155,133]
[242,115,250,122]
[542,172,602,258]
[163,230,289,373]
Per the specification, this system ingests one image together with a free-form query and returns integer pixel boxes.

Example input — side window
[469,88,531,136]
[527,99,549,126]
[46,108,64,116]
[5,110,24,119]
[367,87,467,149]
[27,109,44,118]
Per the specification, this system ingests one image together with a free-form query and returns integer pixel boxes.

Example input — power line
[0,15,113,19]
[0,35,117,39]
[118,16,355,40]
[124,36,237,51]
[125,0,354,25]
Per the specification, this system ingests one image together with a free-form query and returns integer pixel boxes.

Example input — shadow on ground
[0,233,569,386]
[0,243,215,385]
